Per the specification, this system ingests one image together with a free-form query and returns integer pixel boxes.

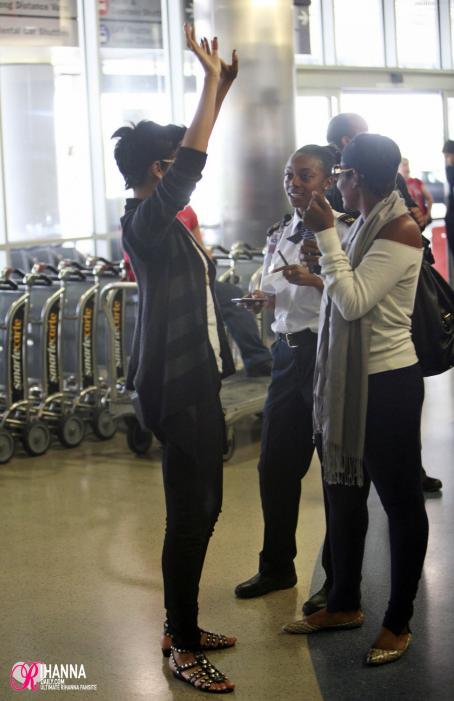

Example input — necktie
[286,220,314,244]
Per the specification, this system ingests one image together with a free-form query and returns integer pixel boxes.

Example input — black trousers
[160,396,224,650]
[325,364,429,635]
[258,332,319,576]
[214,280,271,371]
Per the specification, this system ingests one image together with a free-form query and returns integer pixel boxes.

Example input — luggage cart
[57,259,118,440]
[220,373,270,461]
[0,269,51,460]
[100,280,153,456]
[100,253,270,462]
[26,264,85,448]
[215,244,270,461]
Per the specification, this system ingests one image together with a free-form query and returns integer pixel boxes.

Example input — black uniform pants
[325,364,429,635]
[160,396,225,650]
[258,332,320,576]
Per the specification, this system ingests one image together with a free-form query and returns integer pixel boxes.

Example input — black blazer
[121,147,235,433]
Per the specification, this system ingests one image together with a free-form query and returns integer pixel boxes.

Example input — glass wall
[99,0,169,232]
[1,61,92,242]
[333,0,384,67]
[0,0,92,248]
[296,0,450,70]
[449,97,454,138]
[295,96,332,147]
[341,91,446,217]
[0,0,454,261]
[395,0,440,69]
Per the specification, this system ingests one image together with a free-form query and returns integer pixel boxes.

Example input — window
[395,0,440,69]
[333,0,384,66]
[341,91,446,217]
[0,59,92,243]
[448,97,454,138]
[451,0,454,65]
[100,1,170,232]
[295,96,332,147]
[181,51,222,231]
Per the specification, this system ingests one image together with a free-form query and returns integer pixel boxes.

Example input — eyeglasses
[159,158,175,168]
[331,165,355,178]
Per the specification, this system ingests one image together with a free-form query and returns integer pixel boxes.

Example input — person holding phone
[235,145,351,600]
[113,26,238,694]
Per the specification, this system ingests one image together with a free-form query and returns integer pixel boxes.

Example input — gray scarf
[313,190,408,486]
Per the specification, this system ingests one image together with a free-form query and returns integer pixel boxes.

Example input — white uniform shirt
[260,211,323,334]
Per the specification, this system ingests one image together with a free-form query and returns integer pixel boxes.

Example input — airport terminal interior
[1,0,454,699]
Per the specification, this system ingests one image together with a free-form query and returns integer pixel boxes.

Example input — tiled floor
[0,370,452,700]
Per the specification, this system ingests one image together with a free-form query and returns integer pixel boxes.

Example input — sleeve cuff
[315,227,342,255]
[175,146,208,174]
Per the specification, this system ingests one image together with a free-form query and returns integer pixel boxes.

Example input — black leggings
[160,396,224,650]
[325,364,429,636]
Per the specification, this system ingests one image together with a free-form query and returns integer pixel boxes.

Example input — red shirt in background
[405,177,428,216]
[123,205,199,281]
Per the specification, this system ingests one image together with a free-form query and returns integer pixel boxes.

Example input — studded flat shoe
[161,621,237,657]
[170,647,234,694]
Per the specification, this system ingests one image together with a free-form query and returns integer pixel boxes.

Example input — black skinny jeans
[160,396,225,650]
[325,363,429,636]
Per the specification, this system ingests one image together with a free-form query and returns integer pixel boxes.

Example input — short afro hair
[112,120,186,189]
[326,113,368,150]
[342,133,401,198]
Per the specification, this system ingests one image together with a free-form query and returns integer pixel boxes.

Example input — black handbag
[412,258,454,376]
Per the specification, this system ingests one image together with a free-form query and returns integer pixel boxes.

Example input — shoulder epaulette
[338,213,358,226]
[267,213,292,237]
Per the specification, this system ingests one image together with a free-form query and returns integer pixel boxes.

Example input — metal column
[195,0,296,249]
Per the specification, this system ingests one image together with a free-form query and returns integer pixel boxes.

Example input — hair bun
[111,124,135,140]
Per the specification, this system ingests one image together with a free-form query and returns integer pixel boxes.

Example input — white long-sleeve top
[315,227,423,375]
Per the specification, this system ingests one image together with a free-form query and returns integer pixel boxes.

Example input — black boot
[302,580,329,616]
[235,571,297,599]
[421,467,442,493]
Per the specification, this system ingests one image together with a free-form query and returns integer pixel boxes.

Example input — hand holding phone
[231,296,266,307]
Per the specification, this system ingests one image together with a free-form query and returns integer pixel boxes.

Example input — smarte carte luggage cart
[26,264,86,448]
[100,279,153,456]
[57,259,119,440]
[0,269,52,461]
[215,243,271,461]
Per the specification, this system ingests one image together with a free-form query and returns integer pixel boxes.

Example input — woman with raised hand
[284,133,428,667]
[112,26,238,693]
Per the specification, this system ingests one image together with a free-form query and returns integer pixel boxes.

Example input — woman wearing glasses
[284,133,428,667]
[113,27,238,693]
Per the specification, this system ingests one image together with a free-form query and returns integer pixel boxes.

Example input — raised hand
[220,50,239,85]
[184,24,221,80]
[304,191,334,233]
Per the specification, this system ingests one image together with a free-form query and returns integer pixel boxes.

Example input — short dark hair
[326,113,368,150]
[342,133,401,198]
[442,140,454,155]
[112,120,186,189]
[293,144,337,177]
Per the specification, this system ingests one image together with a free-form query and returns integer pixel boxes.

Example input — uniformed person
[234,144,352,599]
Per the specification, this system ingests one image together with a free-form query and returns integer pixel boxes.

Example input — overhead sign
[0,0,76,17]
[0,0,77,46]
[98,0,162,49]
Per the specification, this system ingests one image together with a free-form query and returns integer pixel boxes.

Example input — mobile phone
[231,297,265,305]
